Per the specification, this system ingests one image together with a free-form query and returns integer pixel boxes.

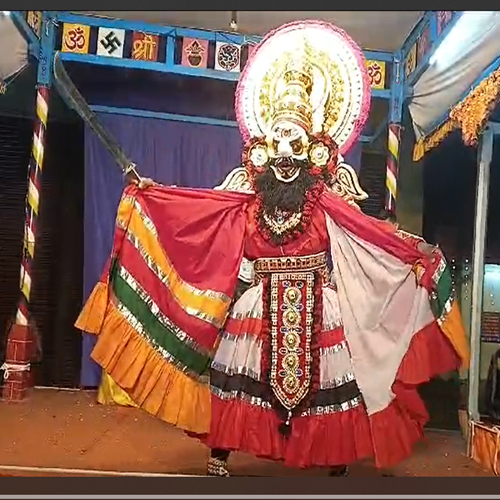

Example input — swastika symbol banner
[96,27,125,58]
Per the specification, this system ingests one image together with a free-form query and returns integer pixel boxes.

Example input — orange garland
[413,120,457,161]
[450,66,500,147]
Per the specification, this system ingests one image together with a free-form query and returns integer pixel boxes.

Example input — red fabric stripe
[397,321,461,385]
[201,385,427,469]
[387,155,398,175]
[118,237,219,350]
[315,326,345,350]
[97,226,127,285]
[198,321,459,469]
[128,185,250,295]
[224,315,263,338]
[223,320,345,345]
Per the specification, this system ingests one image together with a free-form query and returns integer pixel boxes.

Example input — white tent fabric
[0,14,28,83]
[408,12,500,141]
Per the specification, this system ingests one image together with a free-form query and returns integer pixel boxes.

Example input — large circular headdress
[235,20,371,155]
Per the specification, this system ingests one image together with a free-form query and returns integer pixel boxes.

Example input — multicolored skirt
[200,251,437,468]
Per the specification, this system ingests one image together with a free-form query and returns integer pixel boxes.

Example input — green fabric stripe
[111,268,211,376]
[430,264,453,319]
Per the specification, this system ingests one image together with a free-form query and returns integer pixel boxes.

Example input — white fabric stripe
[212,334,262,381]
[326,214,434,416]
[214,277,347,384]
[213,283,264,380]
[319,341,355,390]
[322,285,342,330]
[229,282,263,320]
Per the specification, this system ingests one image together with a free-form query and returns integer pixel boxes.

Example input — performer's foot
[329,465,349,477]
[207,457,230,477]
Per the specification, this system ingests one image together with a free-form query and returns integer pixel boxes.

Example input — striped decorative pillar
[1,85,50,402]
[385,123,402,216]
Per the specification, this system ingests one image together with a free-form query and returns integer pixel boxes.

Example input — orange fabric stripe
[91,301,211,434]
[440,300,470,370]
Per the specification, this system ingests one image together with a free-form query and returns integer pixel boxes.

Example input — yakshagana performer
[75,21,469,476]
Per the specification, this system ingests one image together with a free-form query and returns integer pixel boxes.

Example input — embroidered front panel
[270,272,314,410]
[254,252,327,274]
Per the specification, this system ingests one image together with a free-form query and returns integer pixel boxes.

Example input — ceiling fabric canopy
[76,11,423,51]
[0,14,28,84]
[408,11,500,141]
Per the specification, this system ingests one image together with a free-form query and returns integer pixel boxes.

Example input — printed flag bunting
[437,11,454,36]
[181,38,209,69]
[132,32,160,62]
[417,25,431,65]
[365,60,386,90]
[405,44,417,78]
[26,11,42,38]
[214,41,241,73]
[61,23,91,54]
[97,27,125,58]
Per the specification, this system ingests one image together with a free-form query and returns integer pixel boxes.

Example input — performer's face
[266,121,309,183]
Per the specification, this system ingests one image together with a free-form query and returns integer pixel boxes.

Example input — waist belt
[254,252,327,274]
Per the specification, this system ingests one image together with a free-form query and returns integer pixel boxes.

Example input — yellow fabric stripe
[97,372,138,408]
[440,300,470,370]
[117,196,229,326]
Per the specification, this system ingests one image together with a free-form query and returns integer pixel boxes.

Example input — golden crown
[270,51,314,132]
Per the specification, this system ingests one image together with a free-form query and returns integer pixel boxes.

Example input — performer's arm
[126,174,175,190]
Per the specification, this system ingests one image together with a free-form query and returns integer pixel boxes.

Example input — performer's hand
[138,177,156,189]
[417,241,435,257]
[127,175,176,189]
[128,176,155,189]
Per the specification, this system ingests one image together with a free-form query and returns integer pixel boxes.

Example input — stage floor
[0,388,492,477]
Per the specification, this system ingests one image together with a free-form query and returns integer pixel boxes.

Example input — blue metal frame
[389,50,405,124]
[58,52,242,83]
[53,11,394,98]
[8,10,405,151]
[37,12,56,86]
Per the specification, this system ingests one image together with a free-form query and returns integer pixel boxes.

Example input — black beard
[254,159,317,214]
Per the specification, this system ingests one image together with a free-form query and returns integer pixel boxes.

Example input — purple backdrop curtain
[81,112,362,387]
[81,113,242,386]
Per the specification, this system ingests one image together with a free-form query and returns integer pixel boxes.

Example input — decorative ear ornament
[214,166,254,193]
[307,133,339,177]
[241,137,268,181]
[329,155,369,206]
